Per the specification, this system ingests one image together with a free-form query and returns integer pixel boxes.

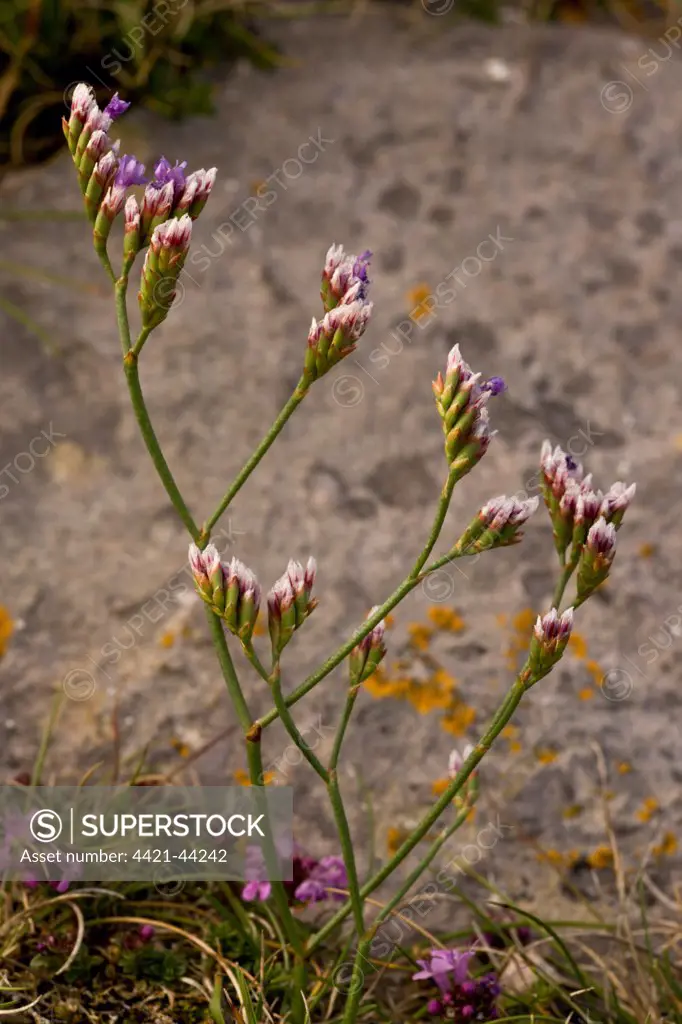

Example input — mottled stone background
[1,10,681,919]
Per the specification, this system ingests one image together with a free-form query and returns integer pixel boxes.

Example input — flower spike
[138,215,192,330]
[575,518,617,605]
[528,607,574,678]
[433,344,502,482]
[452,495,539,556]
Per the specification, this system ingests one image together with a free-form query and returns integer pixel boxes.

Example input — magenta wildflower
[139,924,155,941]
[413,949,474,994]
[103,93,130,120]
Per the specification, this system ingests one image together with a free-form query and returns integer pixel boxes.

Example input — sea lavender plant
[62,85,636,1024]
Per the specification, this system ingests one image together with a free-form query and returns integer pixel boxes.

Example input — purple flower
[116,154,147,187]
[103,93,130,120]
[242,879,272,901]
[139,924,155,941]
[294,855,348,904]
[481,375,506,396]
[151,156,187,198]
[413,949,473,994]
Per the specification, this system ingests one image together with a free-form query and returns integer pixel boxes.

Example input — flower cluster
[540,441,635,600]
[529,607,574,678]
[242,846,347,904]
[189,544,261,643]
[268,558,317,658]
[349,607,387,683]
[64,84,217,333]
[413,948,500,1020]
[452,494,539,556]
[304,245,374,382]
[433,345,504,483]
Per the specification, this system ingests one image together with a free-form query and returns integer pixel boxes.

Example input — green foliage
[0,0,280,168]
[119,945,188,982]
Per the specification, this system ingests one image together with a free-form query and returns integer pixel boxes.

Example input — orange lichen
[617,761,632,775]
[536,748,558,765]
[432,777,450,797]
[496,612,508,627]
[636,797,660,823]
[384,614,395,630]
[578,688,595,701]
[652,832,678,857]
[638,542,656,559]
[584,659,605,684]
[513,608,536,633]
[563,804,583,820]
[0,606,14,658]
[440,703,476,736]
[587,845,614,869]
[536,848,579,869]
[170,738,190,758]
[387,826,409,855]
[234,769,276,786]
[364,667,410,700]
[427,606,466,632]
[568,633,588,660]
[407,283,434,321]
[159,630,176,649]
[407,624,434,652]
[406,677,454,714]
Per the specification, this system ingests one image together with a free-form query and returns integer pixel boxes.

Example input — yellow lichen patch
[440,703,476,736]
[563,804,583,820]
[617,761,632,775]
[387,826,409,855]
[364,667,410,700]
[636,797,660,823]
[427,606,466,632]
[407,624,434,652]
[170,737,191,758]
[432,777,450,797]
[587,845,614,870]
[584,660,605,685]
[652,831,678,857]
[384,614,395,630]
[233,768,276,786]
[513,608,536,633]
[431,667,458,691]
[568,633,588,660]
[405,677,454,714]
[502,724,523,753]
[638,542,656,559]
[536,848,575,869]
[159,630,176,649]
[0,606,14,657]
[536,748,558,765]
[406,283,433,321]
[505,608,537,669]
[578,688,595,701]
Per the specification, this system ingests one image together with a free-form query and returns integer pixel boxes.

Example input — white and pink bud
[434,345,502,481]
[138,214,192,330]
[448,743,475,779]
[268,557,318,657]
[223,558,261,642]
[529,607,574,677]
[176,167,217,219]
[455,494,539,556]
[599,481,636,528]
[349,606,387,683]
[188,542,225,608]
[576,517,617,605]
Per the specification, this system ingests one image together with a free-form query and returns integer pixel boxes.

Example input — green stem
[552,555,578,610]
[200,376,310,543]
[329,684,360,771]
[123,350,201,542]
[270,667,329,783]
[115,277,132,356]
[306,674,530,956]
[211,623,307,1023]
[257,546,466,731]
[340,935,373,1024]
[328,769,365,938]
[340,794,475,1022]
[132,325,153,357]
[409,469,457,577]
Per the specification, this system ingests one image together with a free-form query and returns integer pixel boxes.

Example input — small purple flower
[242,879,272,901]
[294,854,348,904]
[426,999,442,1015]
[139,924,155,941]
[115,154,147,187]
[152,156,187,198]
[481,375,506,396]
[103,93,130,120]
[413,949,473,994]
